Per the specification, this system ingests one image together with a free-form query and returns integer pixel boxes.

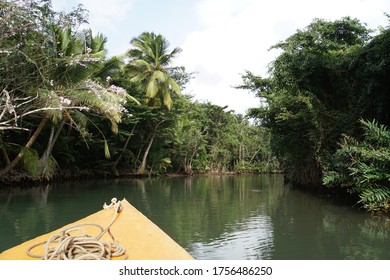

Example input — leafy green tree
[345,28,390,126]
[239,17,376,189]
[234,117,279,173]
[169,98,278,174]
[170,96,207,174]
[197,104,239,173]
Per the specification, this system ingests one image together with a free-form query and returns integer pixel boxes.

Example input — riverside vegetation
[1,1,389,213]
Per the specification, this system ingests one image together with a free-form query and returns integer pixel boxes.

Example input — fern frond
[359,186,390,212]
[360,119,390,146]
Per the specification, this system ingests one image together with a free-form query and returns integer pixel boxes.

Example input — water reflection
[0,185,54,248]
[269,187,390,260]
[191,214,274,260]
[0,175,389,259]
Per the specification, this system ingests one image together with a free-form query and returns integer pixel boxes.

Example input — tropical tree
[0,1,130,179]
[126,31,181,110]
[125,32,182,174]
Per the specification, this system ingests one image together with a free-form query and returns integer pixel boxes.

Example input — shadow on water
[0,174,389,259]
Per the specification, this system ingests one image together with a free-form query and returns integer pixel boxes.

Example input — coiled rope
[26,198,128,260]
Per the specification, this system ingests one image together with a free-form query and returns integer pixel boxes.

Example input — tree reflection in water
[1,175,389,259]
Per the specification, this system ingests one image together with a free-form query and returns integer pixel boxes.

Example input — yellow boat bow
[0,198,193,260]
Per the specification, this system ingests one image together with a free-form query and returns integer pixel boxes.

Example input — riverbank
[0,168,282,188]
[0,168,362,213]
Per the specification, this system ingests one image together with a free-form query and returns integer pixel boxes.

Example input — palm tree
[37,27,132,178]
[123,32,182,174]
[126,32,181,110]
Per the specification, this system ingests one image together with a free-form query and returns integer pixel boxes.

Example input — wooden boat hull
[0,199,193,260]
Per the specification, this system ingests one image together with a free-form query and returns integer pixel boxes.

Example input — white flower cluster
[84,80,128,122]
[68,54,101,67]
[0,49,12,56]
[59,96,72,106]
[2,97,15,115]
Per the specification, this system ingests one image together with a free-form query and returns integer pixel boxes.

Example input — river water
[0,174,389,259]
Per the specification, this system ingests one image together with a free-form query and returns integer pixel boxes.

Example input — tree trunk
[0,136,11,166]
[41,126,55,164]
[136,120,165,175]
[0,117,48,177]
[249,148,262,164]
[137,133,156,174]
[40,118,66,162]
[112,123,137,172]
[39,118,66,178]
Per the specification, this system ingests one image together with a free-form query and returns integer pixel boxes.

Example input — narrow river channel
[1,174,389,259]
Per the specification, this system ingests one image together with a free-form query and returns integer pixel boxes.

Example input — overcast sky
[52,0,389,114]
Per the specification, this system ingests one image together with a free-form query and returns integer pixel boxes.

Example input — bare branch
[0,126,30,131]
[0,106,90,128]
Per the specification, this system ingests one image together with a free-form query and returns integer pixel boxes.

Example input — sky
[52,0,390,115]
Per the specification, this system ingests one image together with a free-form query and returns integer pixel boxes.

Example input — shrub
[323,119,390,212]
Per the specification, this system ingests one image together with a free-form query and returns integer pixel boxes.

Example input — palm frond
[109,117,119,134]
[126,32,181,110]
[68,110,89,135]
[94,56,123,82]
[91,31,107,54]
[126,94,140,105]
[152,70,167,83]
[146,78,159,99]
[166,76,181,94]
[161,87,173,110]
[128,59,152,71]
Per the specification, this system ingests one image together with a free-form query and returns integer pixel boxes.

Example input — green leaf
[104,140,111,159]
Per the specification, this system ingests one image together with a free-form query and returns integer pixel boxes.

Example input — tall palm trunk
[137,132,156,174]
[40,118,66,162]
[39,118,66,178]
[136,119,165,174]
[0,117,48,177]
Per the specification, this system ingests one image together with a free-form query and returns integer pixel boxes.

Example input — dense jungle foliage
[0,0,279,184]
[1,1,389,212]
[238,16,390,212]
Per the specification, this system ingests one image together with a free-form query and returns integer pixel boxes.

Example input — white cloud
[196,0,251,26]
[176,0,390,114]
[176,0,281,114]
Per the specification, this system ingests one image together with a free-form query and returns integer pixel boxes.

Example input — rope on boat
[26,198,128,260]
